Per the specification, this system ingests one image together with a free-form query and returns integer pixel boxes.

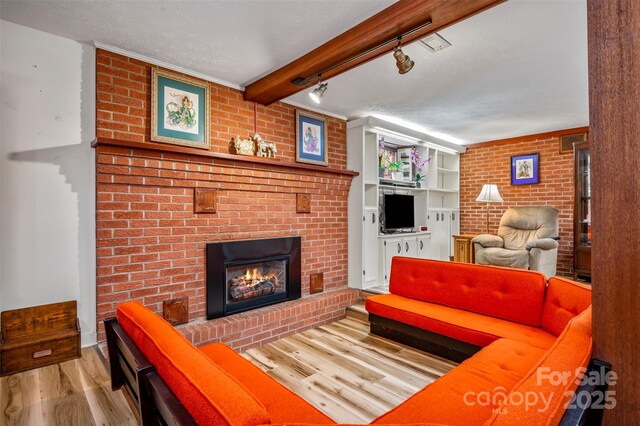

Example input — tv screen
[383,194,415,231]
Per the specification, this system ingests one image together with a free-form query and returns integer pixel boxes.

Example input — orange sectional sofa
[105,258,601,426]
[366,257,594,425]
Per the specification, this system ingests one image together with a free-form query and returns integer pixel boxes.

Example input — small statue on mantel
[253,134,277,159]
[232,133,277,159]
[232,134,256,156]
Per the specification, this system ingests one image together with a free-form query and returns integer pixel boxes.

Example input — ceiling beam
[244,0,506,105]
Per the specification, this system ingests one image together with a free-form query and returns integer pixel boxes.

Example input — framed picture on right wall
[511,153,539,185]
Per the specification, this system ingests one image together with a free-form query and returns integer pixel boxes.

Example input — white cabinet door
[417,235,432,259]
[363,208,378,285]
[450,209,460,258]
[429,209,450,261]
[403,237,418,258]
[383,237,403,283]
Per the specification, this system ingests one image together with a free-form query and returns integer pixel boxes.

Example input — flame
[244,268,261,281]
[238,268,279,287]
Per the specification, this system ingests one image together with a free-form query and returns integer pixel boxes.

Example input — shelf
[427,188,458,193]
[364,180,378,186]
[437,167,458,174]
[92,137,359,177]
[379,184,428,192]
[378,231,431,238]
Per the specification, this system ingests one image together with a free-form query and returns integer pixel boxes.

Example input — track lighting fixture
[309,75,328,104]
[393,37,414,74]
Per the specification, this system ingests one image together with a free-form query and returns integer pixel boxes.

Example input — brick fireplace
[94,49,360,350]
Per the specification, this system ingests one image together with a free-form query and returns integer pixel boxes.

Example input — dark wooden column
[588,0,640,423]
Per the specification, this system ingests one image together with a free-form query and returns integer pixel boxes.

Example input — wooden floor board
[244,317,457,423]
[38,360,96,425]
[0,369,43,426]
[1,347,136,426]
[1,317,456,425]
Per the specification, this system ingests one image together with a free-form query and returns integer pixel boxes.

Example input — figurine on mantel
[232,133,277,159]
[232,134,256,156]
[254,134,277,158]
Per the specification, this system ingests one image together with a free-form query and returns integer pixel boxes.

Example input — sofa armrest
[472,234,504,248]
[525,238,559,251]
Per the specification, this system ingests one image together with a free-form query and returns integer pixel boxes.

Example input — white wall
[1,21,96,346]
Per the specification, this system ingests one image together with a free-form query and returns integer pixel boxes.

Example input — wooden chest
[0,300,81,376]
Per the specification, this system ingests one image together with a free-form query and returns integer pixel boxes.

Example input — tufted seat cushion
[541,277,592,336]
[372,338,547,425]
[366,294,555,349]
[487,307,593,425]
[387,258,547,326]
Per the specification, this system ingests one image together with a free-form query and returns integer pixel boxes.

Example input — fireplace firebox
[206,237,301,319]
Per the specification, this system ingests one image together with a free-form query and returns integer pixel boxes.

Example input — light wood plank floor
[1,347,137,426]
[243,317,457,424]
[1,318,456,425]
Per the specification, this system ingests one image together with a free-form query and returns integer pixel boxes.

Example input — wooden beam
[588,0,640,424]
[244,0,506,105]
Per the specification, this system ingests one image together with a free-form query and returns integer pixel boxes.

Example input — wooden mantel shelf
[92,137,358,177]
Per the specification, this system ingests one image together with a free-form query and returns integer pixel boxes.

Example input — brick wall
[460,134,578,277]
[94,49,358,348]
[96,50,346,166]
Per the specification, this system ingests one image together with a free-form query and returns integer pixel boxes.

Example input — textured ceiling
[0,0,394,86]
[1,0,588,144]
[286,0,589,144]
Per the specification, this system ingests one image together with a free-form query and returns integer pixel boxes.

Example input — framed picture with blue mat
[511,153,539,185]
[296,110,328,166]
[151,68,210,149]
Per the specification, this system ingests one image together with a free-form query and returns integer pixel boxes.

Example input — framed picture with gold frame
[151,68,210,149]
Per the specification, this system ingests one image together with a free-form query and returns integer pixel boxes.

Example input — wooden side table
[453,234,477,264]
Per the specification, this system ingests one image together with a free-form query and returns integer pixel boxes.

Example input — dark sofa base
[368,313,482,363]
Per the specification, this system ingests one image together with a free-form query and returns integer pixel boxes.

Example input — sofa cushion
[388,258,546,326]
[475,247,530,270]
[117,301,271,426]
[541,277,592,336]
[366,294,555,349]
[199,342,334,424]
[497,206,559,250]
[486,306,592,425]
[372,338,547,425]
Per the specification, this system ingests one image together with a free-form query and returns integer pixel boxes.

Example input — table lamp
[476,184,504,233]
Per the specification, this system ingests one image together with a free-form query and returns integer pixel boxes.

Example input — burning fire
[242,268,277,285]
[245,268,259,281]
[229,267,280,301]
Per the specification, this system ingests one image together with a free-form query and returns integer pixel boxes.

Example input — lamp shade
[476,184,503,203]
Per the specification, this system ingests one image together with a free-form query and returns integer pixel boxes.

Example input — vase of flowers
[411,147,432,186]
[378,137,388,177]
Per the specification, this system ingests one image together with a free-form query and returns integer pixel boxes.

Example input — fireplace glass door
[225,259,287,312]
[206,236,301,319]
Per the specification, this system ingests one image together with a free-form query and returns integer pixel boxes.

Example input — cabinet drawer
[1,334,80,376]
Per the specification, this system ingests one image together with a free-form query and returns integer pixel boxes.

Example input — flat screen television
[382,194,415,232]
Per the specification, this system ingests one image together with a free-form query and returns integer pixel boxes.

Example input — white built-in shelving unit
[347,116,466,291]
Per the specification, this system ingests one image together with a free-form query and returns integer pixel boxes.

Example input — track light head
[309,82,328,104]
[393,38,414,74]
